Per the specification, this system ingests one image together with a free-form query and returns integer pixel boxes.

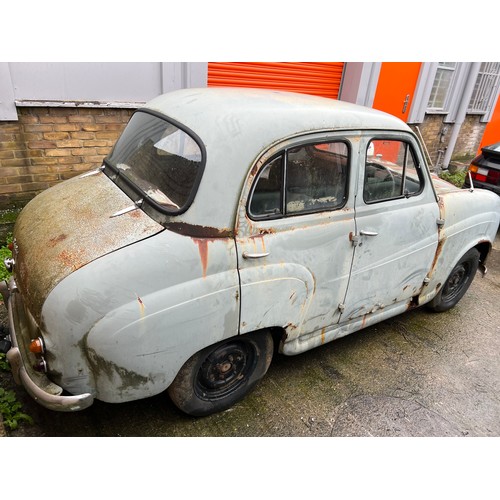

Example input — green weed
[0,353,9,371]
[439,169,467,188]
[0,233,13,283]
[0,354,34,431]
[0,386,33,430]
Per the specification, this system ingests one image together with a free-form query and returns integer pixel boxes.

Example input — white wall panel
[1,62,208,120]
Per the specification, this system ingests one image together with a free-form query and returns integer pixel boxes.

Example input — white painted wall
[0,62,208,120]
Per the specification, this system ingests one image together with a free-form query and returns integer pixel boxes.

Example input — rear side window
[249,141,349,219]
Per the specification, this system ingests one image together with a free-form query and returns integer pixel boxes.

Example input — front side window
[249,140,349,219]
[106,111,204,214]
[364,139,422,203]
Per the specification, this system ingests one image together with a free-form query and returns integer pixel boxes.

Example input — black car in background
[464,142,500,194]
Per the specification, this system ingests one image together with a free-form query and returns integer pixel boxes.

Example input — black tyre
[167,331,273,416]
[427,248,480,312]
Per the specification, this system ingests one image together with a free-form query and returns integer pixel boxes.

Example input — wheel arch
[475,240,492,272]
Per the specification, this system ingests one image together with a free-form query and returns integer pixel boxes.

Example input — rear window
[106,111,205,214]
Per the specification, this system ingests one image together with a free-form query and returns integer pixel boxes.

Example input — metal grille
[469,62,500,113]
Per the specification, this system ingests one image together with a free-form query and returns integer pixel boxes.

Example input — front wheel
[427,248,480,312]
[167,331,274,416]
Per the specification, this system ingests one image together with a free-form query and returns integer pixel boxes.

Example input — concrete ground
[1,231,499,438]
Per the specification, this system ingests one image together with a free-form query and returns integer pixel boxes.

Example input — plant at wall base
[0,234,13,283]
[439,169,467,188]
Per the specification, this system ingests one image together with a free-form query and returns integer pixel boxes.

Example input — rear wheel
[168,331,273,416]
[427,248,480,312]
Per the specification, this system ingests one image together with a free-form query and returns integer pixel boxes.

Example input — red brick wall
[0,107,134,210]
[409,114,486,169]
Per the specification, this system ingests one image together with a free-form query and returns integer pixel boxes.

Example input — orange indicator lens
[29,337,45,354]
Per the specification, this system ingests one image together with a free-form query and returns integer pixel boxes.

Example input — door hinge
[436,218,445,227]
[338,303,345,313]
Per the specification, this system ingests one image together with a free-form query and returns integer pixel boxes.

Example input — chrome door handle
[359,230,378,236]
[242,251,270,259]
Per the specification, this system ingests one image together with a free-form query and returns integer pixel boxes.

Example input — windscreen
[106,111,204,213]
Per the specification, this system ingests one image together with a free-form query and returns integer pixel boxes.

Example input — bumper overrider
[0,277,94,412]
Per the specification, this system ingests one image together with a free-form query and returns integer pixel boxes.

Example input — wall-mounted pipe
[443,62,481,168]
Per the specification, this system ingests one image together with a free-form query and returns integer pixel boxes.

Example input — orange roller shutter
[208,62,344,99]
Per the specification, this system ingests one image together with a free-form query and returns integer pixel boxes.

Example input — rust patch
[438,196,446,219]
[48,233,68,247]
[193,238,209,279]
[137,295,145,317]
[428,237,446,279]
[166,222,233,239]
[249,234,267,252]
[259,228,276,235]
[321,327,326,344]
[407,295,419,310]
[57,249,86,272]
[128,210,142,219]
[361,315,368,328]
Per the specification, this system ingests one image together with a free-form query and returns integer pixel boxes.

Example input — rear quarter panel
[41,230,240,403]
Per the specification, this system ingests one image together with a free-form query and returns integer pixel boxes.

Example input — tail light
[469,164,488,182]
[469,164,500,185]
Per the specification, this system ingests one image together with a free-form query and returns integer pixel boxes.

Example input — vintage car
[463,141,500,195]
[1,88,499,416]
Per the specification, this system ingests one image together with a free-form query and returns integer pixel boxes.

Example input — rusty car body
[1,88,499,416]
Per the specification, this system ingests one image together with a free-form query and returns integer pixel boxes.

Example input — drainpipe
[442,62,481,168]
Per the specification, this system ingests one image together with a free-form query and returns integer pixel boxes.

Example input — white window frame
[408,62,497,124]
[426,62,459,112]
[468,62,500,122]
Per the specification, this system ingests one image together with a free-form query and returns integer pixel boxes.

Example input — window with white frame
[468,62,500,114]
[427,62,457,111]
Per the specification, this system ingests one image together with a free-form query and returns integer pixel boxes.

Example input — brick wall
[453,115,486,160]
[410,114,486,169]
[0,106,134,210]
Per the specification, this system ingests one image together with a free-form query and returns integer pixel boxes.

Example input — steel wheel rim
[195,341,257,401]
[442,263,469,302]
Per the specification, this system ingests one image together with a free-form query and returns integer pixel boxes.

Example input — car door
[340,133,440,322]
[236,135,357,345]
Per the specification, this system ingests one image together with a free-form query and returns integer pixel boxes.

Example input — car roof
[141,88,413,232]
[144,87,411,140]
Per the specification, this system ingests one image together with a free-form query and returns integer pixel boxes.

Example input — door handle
[359,230,378,236]
[242,251,270,259]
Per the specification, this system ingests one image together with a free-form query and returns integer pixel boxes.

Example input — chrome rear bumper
[1,278,94,412]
